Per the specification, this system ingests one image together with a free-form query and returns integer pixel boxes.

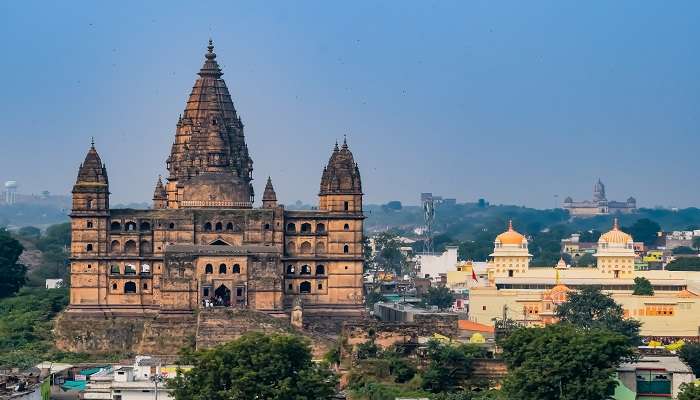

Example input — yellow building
[469,221,700,337]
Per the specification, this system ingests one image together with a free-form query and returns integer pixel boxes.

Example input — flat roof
[618,356,693,374]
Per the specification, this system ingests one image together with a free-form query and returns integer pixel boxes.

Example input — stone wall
[342,316,459,350]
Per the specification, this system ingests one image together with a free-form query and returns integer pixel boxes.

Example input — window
[343,244,349,254]
[215,222,223,232]
[205,264,213,274]
[140,221,151,231]
[287,223,296,232]
[140,240,152,254]
[288,283,293,290]
[125,222,136,231]
[203,288,210,297]
[482,306,486,311]
[236,288,243,297]
[300,241,312,254]
[125,264,136,275]
[316,223,326,233]
[169,222,175,229]
[343,223,350,231]
[315,265,325,275]
[316,242,326,254]
[86,243,93,252]
[300,281,311,293]
[287,241,295,253]
[301,265,311,275]
[344,201,349,211]
[111,240,120,252]
[143,283,148,290]
[110,265,120,274]
[301,223,312,233]
[111,221,121,231]
[87,199,93,209]
[87,221,93,228]
[318,283,323,290]
[124,281,137,294]
[264,223,270,230]
[286,265,295,274]
[226,222,234,231]
[124,240,137,254]
[112,283,117,290]
[219,264,227,274]
[204,222,212,232]
[508,270,514,277]
[232,264,240,273]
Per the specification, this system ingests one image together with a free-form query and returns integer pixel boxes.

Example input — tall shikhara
[165,40,254,208]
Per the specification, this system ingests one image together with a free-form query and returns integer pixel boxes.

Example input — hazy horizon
[1,1,699,209]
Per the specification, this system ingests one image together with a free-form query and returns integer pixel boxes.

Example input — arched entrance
[214,284,231,307]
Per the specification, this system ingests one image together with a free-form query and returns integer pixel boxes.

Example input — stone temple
[59,42,364,350]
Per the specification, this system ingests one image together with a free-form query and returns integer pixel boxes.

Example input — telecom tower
[421,193,436,253]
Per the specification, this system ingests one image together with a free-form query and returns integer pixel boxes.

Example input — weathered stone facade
[62,41,365,348]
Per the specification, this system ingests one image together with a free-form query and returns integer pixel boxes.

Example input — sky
[0,1,698,209]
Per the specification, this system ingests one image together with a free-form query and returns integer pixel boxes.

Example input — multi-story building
[563,179,636,216]
[66,41,364,321]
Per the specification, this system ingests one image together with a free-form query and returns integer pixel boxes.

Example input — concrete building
[84,357,188,400]
[616,355,695,399]
[468,220,700,337]
[4,181,17,205]
[563,179,636,216]
[416,246,458,281]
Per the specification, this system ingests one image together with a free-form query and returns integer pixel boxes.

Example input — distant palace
[563,179,636,216]
[66,41,364,320]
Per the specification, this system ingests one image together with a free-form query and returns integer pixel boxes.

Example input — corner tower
[595,219,635,278]
[319,138,362,213]
[489,220,531,278]
[165,40,254,208]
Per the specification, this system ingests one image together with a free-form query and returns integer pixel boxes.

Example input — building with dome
[469,220,700,337]
[562,179,637,216]
[64,41,364,326]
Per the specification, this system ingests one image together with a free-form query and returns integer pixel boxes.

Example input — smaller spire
[90,136,95,148]
[262,176,277,207]
[613,218,619,230]
[508,219,514,231]
[333,140,339,152]
[342,134,348,149]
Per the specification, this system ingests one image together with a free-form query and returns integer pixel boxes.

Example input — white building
[416,246,459,281]
[45,279,64,289]
[83,356,185,400]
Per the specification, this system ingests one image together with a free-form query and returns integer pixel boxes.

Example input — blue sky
[0,1,698,208]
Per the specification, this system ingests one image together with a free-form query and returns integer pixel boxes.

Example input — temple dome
[319,138,362,195]
[599,219,633,244]
[76,141,108,185]
[495,220,527,246]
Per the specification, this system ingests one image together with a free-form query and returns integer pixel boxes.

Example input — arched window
[86,243,93,252]
[111,221,121,231]
[232,264,240,273]
[86,199,93,209]
[315,265,325,275]
[343,244,349,254]
[316,223,325,233]
[286,265,295,274]
[300,265,311,275]
[169,222,175,229]
[140,241,152,255]
[286,223,296,232]
[110,240,121,253]
[300,281,311,294]
[219,264,227,274]
[111,283,118,290]
[143,282,148,290]
[124,281,137,294]
[110,265,120,274]
[204,222,212,232]
[140,221,151,231]
[124,240,137,254]
[301,223,312,233]
[287,241,295,253]
[315,242,326,254]
[318,283,323,290]
[300,241,312,254]
[87,221,93,228]
[205,264,213,274]
[226,222,234,231]
[215,222,223,232]
[125,222,137,231]
[343,223,350,231]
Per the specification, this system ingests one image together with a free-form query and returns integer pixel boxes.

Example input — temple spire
[262,176,277,208]
[198,39,223,78]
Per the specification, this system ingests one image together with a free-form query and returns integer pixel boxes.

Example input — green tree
[0,229,26,298]
[679,343,700,377]
[365,291,385,309]
[458,234,494,262]
[632,276,654,296]
[373,232,407,276]
[693,237,700,250]
[555,286,641,345]
[678,383,700,400]
[500,324,632,400]
[575,253,596,267]
[625,218,661,246]
[424,286,455,310]
[421,340,486,393]
[674,246,698,255]
[169,332,337,400]
[17,226,41,239]
[666,258,700,271]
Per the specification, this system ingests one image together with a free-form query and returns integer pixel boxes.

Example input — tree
[674,246,698,255]
[678,383,700,400]
[625,218,661,246]
[500,324,633,400]
[365,291,385,309]
[0,229,26,298]
[421,340,485,393]
[575,253,596,267]
[17,226,41,239]
[169,332,337,400]
[666,258,700,271]
[693,237,700,250]
[424,286,455,310]
[679,343,700,377]
[632,277,654,296]
[373,232,407,276]
[555,286,641,345]
[579,230,601,243]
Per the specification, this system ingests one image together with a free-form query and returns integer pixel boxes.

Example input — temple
[563,179,636,216]
[66,41,365,322]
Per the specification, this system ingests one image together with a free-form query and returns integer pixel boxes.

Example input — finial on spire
[508,219,513,231]
[334,140,339,151]
[342,134,348,149]
[90,136,95,148]
[208,38,214,53]
[613,218,619,230]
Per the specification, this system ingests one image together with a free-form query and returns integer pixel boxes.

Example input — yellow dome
[599,218,633,244]
[495,220,526,245]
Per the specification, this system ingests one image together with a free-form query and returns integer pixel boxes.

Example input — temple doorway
[214,284,231,307]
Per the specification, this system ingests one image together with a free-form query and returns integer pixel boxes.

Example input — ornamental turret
[319,137,362,213]
[262,176,277,208]
[72,139,109,213]
[153,176,167,209]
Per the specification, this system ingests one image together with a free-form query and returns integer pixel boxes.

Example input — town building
[65,41,364,324]
[468,220,700,337]
[3,181,17,205]
[416,246,459,281]
[563,179,636,216]
[615,355,695,399]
